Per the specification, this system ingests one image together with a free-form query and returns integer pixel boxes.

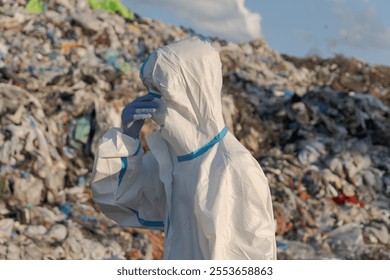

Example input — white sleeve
[91,128,165,229]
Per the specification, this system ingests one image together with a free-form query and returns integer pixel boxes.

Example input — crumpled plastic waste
[68,115,93,151]
[332,193,365,207]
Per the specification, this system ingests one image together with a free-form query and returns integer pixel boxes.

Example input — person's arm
[91,128,165,229]
[91,95,164,229]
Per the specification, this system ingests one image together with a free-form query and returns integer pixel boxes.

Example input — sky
[122,0,390,67]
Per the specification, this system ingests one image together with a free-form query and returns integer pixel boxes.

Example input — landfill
[0,0,389,260]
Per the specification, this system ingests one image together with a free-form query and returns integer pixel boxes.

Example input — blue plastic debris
[77,176,86,187]
[283,89,295,98]
[27,65,36,74]
[59,203,73,218]
[276,240,288,251]
[75,215,98,222]
[317,103,328,112]
[21,171,30,179]
[46,31,57,45]
[63,146,76,158]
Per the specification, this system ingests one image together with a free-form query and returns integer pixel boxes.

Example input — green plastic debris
[103,49,134,73]
[117,61,134,74]
[88,0,134,20]
[26,0,45,14]
[68,116,92,150]
[74,116,91,145]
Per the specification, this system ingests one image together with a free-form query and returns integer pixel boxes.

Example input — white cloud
[124,0,262,42]
[332,1,390,49]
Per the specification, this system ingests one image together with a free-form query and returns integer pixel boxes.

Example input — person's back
[91,37,276,259]
[166,131,275,259]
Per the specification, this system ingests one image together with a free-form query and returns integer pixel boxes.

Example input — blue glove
[121,95,158,138]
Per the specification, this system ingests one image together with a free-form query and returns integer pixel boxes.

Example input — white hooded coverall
[91,37,277,259]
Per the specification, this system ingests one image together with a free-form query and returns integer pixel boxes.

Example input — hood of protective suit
[140,37,226,156]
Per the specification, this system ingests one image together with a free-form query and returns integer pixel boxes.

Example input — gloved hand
[121,95,158,139]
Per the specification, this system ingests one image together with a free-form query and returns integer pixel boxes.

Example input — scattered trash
[68,115,92,150]
[0,0,389,260]
[59,203,73,218]
[44,224,68,244]
[332,193,365,207]
[327,223,365,260]
[61,43,85,54]
[0,219,14,240]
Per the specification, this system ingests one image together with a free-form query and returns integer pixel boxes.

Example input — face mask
[148,90,166,126]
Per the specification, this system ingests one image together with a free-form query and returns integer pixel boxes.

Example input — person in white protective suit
[91,37,276,259]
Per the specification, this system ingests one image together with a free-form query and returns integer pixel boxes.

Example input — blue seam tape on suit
[130,209,164,228]
[118,142,141,187]
[118,157,127,187]
[166,215,171,240]
[177,126,228,162]
[133,141,141,156]
[118,141,163,228]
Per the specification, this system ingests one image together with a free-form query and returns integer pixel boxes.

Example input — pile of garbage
[1,0,389,259]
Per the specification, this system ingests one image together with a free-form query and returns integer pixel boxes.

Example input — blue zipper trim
[177,126,228,162]
[130,209,164,228]
[148,91,161,99]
